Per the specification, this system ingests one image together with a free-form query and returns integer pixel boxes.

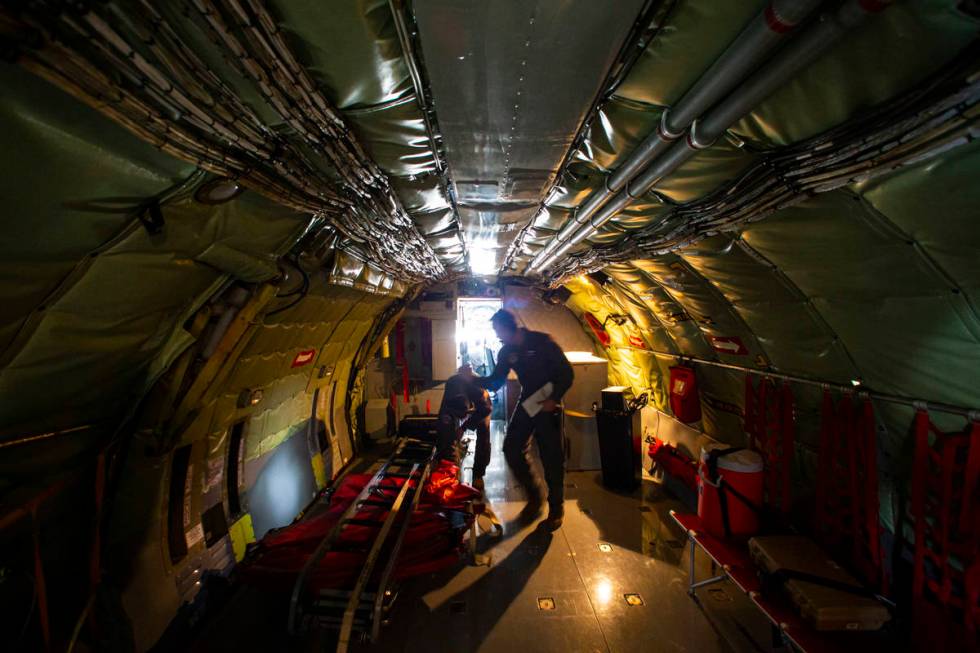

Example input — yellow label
[229,514,256,562]
[311,452,327,489]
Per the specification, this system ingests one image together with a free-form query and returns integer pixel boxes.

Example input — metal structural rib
[531,0,892,273]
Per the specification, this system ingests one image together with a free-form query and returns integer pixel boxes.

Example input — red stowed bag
[669,365,701,423]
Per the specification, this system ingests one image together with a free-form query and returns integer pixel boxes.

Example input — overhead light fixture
[468,241,498,276]
[195,177,245,205]
[237,388,263,408]
[851,378,863,387]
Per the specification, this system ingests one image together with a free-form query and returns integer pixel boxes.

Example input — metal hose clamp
[687,119,716,150]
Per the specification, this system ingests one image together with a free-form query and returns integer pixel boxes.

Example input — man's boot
[517,483,545,523]
[543,503,564,530]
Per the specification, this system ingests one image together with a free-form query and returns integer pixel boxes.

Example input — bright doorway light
[468,242,498,276]
[456,298,501,377]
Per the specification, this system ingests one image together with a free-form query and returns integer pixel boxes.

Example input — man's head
[490,309,520,345]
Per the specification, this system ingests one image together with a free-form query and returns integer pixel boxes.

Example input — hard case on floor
[398,415,441,442]
[595,387,641,490]
[748,535,890,631]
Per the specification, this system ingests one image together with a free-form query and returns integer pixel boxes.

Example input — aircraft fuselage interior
[2,1,980,652]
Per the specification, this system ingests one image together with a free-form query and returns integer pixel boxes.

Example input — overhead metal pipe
[530,0,823,271]
[534,0,893,272]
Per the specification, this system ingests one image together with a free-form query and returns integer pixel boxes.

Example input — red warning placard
[291,349,316,367]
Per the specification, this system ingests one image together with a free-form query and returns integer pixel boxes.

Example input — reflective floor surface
[351,421,770,653]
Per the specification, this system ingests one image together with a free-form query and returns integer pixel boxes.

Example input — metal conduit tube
[530,0,823,271]
[641,348,979,419]
[536,0,893,272]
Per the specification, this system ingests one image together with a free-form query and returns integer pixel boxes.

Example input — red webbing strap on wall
[858,398,883,590]
[401,366,410,404]
[961,421,980,536]
[814,392,883,590]
[815,389,836,532]
[911,409,930,598]
[910,409,980,627]
[779,382,794,515]
[841,395,858,549]
[816,392,854,550]
[0,479,70,652]
[967,557,980,632]
[744,376,794,515]
[1,459,111,650]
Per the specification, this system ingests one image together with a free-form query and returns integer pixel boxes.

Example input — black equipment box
[595,386,641,491]
[600,385,632,411]
[398,414,441,442]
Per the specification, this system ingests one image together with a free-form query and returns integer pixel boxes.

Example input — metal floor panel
[355,422,771,653]
[559,484,754,653]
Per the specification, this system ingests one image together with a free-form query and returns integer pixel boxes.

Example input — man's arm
[475,347,511,392]
[544,338,574,401]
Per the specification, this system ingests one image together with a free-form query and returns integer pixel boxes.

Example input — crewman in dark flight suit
[436,365,493,491]
[476,309,574,529]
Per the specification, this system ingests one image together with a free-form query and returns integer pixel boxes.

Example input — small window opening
[312,387,329,452]
[167,445,192,563]
[227,421,246,517]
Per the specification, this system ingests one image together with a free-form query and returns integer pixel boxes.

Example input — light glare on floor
[595,579,613,605]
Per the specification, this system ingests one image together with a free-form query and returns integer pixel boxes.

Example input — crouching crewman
[435,363,493,492]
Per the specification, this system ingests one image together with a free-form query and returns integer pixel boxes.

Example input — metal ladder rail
[368,455,435,642]
[287,438,415,633]
[335,458,432,652]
